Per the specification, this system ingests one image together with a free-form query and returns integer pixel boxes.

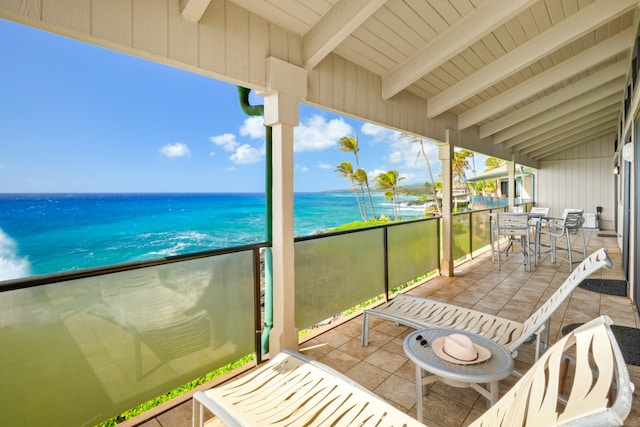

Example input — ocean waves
[0,228,31,281]
[0,192,429,280]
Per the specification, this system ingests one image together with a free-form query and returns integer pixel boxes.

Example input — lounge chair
[362,248,612,361]
[192,315,632,426]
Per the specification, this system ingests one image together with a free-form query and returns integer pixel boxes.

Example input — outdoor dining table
[490,211,548,267]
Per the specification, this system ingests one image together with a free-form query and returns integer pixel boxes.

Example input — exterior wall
[536,134,616,229]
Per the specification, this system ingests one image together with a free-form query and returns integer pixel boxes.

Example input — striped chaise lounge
[362,248,612,361]
[192,315,632,426]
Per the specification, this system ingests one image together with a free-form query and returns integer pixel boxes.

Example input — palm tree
[402,133,441,215]
[336,161,367,221]
[485,157,505,171]
[374,170,404,220]
[452,149,474,183]
[352,168,371,220]
[338,135,377,218]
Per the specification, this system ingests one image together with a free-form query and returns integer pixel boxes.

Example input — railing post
[383,227,389,300]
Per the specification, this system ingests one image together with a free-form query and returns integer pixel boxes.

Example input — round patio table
[403,328,513,422]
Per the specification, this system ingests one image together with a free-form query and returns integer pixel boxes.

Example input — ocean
[0,192,428,281]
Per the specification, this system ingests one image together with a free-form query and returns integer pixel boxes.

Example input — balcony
[1,209,638,426]
[129,232,639,427]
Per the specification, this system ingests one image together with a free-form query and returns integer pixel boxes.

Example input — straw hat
[431,333,491,365]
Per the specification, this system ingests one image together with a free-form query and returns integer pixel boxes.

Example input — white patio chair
[495,212,530,271]
[536,209,587,271]
[528,207,550,265]
[362,248,612,362]
[193,315,632,427]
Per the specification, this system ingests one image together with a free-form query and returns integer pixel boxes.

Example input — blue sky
[0,18,489,193]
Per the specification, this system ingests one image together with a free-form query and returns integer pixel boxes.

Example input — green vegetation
[327,216,393,232]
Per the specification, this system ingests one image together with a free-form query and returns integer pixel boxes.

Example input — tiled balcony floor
[134,232,640,427]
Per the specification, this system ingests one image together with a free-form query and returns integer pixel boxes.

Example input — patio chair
[536,209,587,272]
[528,207,550,264]
[192,315,632,427]
[362,248,612,362]
[495,212,530,271]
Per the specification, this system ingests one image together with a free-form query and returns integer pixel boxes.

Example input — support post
[507,159,515,210]
[261,57,307,354]
[439,136,454,276]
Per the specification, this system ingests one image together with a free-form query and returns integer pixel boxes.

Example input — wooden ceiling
[189,0,638,160]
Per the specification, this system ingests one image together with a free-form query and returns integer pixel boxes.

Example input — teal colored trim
[237,86,272,357]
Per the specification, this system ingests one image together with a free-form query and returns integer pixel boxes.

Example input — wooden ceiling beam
[303,0,385,70]
[381,0,536,100]
[180,0,212,22]
[521,117,618,156]
[428,0,636,118]
[530,126,617,159]
[495,80,624,145]
[503,102,620,149]
[476,58,629,137]
[509,108,620,152]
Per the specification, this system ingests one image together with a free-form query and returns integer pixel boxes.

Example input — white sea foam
[0,229,31,281]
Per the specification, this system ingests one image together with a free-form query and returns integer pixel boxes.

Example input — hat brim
[431,336,492,365]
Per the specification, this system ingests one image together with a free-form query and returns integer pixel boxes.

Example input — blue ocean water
[0,192,427,280]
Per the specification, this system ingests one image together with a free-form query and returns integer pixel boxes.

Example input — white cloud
[361,122,397,141]
[368,168,388,181]
[230,144,264,164]
[294,115,353,152]
[240,116,265,139]
[159,142,190,158]
[317,162,332,169]
[296,164,309,172]
[210,133,239,151]
[388,136,439,170]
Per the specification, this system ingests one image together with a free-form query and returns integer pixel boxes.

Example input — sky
[0,18,487,193]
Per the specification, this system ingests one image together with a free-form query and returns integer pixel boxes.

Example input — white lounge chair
[362,248,612,361]
[192,315,632,426]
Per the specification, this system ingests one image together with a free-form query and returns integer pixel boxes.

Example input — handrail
[0,211,497,427]
[0,241,270,292]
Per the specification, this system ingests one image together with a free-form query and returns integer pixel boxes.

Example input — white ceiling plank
[462,28,634,132]
[180,0,212,22]
[487,67,627,142]
[529,124,617,158]
[428,0,636,118]
[530,128,616,159]
[227,0,310,34]
[302,0,386,69]
[521,116,619,156]
[532,129,617,160]
[381,0,537,99]
[507,107,620,150]
[523,123,617,158]
[495,89,623,147]
[502,101,620,148]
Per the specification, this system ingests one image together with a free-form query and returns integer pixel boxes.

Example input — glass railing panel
[452,213,471,261]
[0,251,255,427]
[471,210,492,256]
[387,219,439,288]
[295,229,385,330]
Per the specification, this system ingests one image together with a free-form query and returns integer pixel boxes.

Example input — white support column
[439,137,454,276]
[261,57,307,355]
[507,159,516,210]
